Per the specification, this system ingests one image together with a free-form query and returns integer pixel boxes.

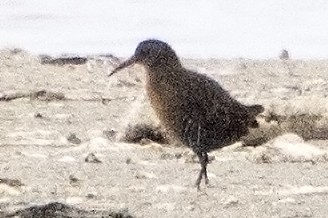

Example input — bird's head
[109,39,181,76]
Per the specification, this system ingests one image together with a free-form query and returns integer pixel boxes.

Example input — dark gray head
[109,39,182,76]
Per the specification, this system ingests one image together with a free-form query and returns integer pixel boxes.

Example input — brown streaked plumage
[109,39,264,189]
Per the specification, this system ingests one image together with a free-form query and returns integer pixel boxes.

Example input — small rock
[86,193,97,199]
[126,158,132,164]
[69,175,80,186]
[101,98,111,105]
[122,124,167,144]
[34,112,43,118]
[135,173,146,179]
[84,153,102,163]
[67,133,81,145]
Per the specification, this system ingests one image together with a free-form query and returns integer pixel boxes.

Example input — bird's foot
[195,180,202,191]
[196,186,208,196]
[195,178,211,191]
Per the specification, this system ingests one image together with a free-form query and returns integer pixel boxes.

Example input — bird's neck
[147,61,183,75]
[146,64,183,82]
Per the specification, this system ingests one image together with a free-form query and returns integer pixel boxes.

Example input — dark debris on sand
[121,124,168,144]
[30,90,65,101]
[85,153,102,163]
[0,90,65,102]
[3,202,134,218]
[39,53,121,66]
[39,55,87,65]
[242,112,328,147]
[66,133,82,145]
[0,178,24,187]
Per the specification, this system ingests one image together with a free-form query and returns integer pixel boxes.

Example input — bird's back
[146,67,263,153]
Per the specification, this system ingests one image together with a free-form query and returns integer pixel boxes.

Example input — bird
[109,39,264,189]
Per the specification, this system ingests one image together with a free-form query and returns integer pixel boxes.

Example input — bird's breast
[145,73,183,134]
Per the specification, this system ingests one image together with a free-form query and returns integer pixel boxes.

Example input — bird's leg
[195,152,209,189]
[195,123,210,189]
[195,152,204,190]
[203,152,209,185]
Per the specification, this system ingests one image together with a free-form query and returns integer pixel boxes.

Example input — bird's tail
[248,104,264,116]
[247,104,264,128]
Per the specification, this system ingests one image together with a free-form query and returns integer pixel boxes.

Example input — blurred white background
[0,0,328,58]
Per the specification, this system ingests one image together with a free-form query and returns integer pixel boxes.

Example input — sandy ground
[1,49,328,217]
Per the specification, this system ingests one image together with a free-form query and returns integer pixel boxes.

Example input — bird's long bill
[108,55,137,77]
